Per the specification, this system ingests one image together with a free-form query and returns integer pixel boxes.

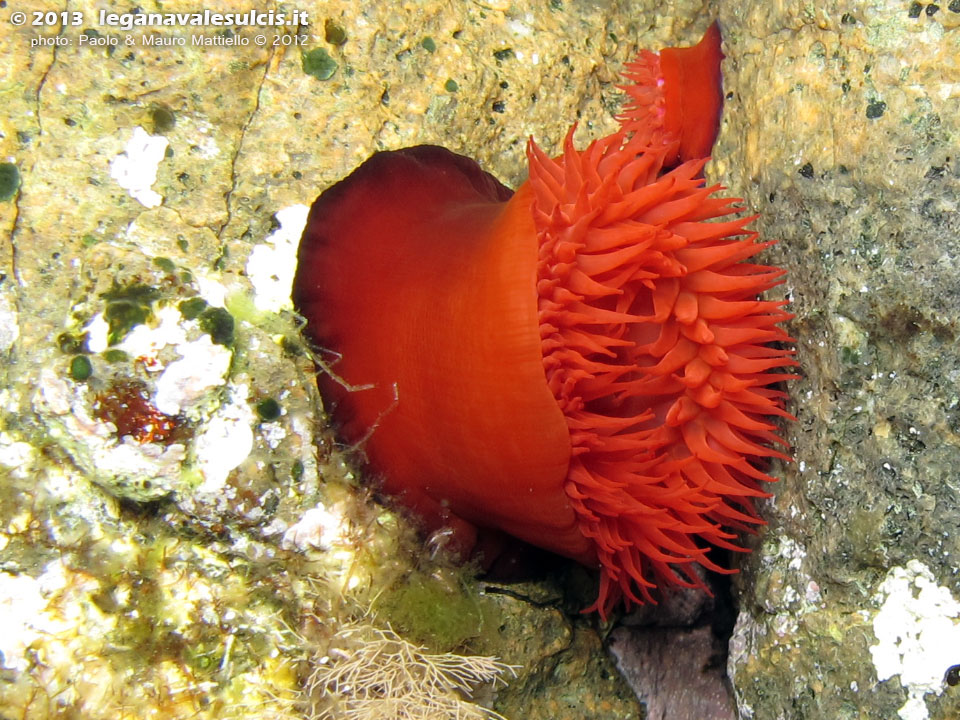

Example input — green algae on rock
[373,568,499,652]
[69,355,93,382]
[0,163,19,201]
[197,305,235,346]
[254,396,282,422]
[301,47,338,81]
[178,295,208,320]
[101,283,162,346]
[323,18,348,46]
[149,104,177,134]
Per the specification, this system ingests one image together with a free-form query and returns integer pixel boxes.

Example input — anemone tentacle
[529,128,798,617]
[617,49,668,145]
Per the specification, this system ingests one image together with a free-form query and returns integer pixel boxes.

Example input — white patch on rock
[191,118,220,159]
[282,505,349,551]
[154,335,232,416]
[261,421,287,449]
[245,204,310,313]
[83,313,111,353]
[117,305,188,368]
[779,537,806,571]
[92,437,186,481]
[507,19,532,36]
[0,559,101,674]
[38,367,79,416]
[0,388,16,413]
[194,383,255,493]
[870,560,960,720]
[0,290,19,351]
[0,571,51,671]
[937,82,959,101]
[194,272,228,308]
[110,126,168,208]
[0,432,33,470]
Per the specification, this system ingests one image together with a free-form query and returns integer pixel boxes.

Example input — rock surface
[610,624,736,720]
[715,2,960,719]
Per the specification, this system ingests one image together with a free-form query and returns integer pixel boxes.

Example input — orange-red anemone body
[619,21,725,164]
[293,23,796,617]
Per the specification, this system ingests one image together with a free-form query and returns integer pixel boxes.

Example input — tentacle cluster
[528,129,797,618]
[616,50,668,145]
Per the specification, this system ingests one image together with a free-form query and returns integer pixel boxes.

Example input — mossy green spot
[255,398,282,422]
[102,348,129,363]
[302,48,338,81]
[375,571,490,652]
[102,283,162,304]
[213,245,229,271]
[101,283,160,345]
[69,355,93,381]
[179,296,208,320]
[324,18,347,46]
[444,78,459,93]
[840,346,861,364]
[866,100,887,119]
[199,306,234,346]
[81,234,100,247]
[152,256,176,274]
[104,300,150,345]
[421,36,436,53]
[150,105,176,133]
[0,163,21,202]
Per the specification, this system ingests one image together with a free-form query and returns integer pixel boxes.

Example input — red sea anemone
[293,23,797,618]
[618,21,725,164]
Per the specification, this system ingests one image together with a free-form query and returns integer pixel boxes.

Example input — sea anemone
[617,21,725,165]
[293,24,796,618]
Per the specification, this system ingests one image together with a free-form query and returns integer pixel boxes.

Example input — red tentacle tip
[619,21,726,166]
